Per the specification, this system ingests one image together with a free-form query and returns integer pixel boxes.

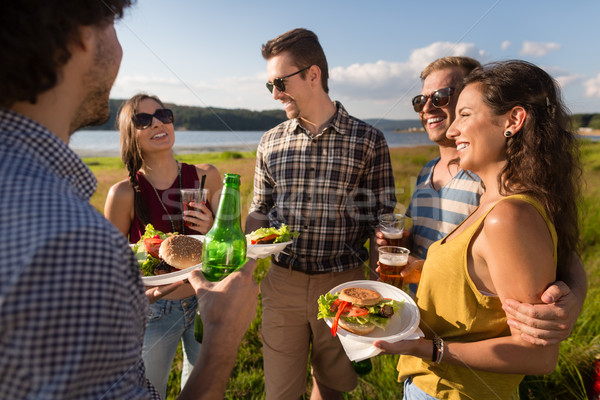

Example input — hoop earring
[504,131,513,138]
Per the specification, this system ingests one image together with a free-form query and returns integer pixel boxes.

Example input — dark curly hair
[463,60,582,266]
[262,28,330,93]
[0,0,133,107]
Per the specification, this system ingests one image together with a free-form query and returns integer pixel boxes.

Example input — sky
[111,0,600,121]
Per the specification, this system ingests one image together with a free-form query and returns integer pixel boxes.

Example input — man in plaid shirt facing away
[0,2,260,399]
[245,28,396,399]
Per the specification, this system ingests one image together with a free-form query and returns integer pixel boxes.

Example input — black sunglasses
[132,108,174,129]
[411,87,455,112]
[266,66,311,93]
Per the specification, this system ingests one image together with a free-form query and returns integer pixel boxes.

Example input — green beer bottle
[201,173,247,281]
[195,173,247,342]
[352,358,373,375]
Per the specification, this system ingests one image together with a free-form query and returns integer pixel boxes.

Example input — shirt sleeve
[364,129,397,224]
[0,226,158,400]
[249,137,275,216]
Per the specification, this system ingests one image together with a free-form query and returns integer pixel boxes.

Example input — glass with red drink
[378,246,410,287]
[181,188,209,227]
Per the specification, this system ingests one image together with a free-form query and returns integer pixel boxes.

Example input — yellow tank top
[397,194,557,400]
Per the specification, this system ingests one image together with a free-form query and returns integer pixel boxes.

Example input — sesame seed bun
[158,235,203,270]
[338,287,382,306]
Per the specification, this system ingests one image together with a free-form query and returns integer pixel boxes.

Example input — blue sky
[111,0,600,120]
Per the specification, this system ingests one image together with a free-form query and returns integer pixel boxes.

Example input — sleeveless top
[129,163,203,243]
[397,194,557,400]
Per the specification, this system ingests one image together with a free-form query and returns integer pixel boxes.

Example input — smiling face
[135,98,175,154]
[266,51,312,120]
[446,83,508,175]
[419,68,466,147]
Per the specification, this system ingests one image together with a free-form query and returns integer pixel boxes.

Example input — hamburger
[246,224,299,245]
[154,235,203,275]
[317,287,403,336]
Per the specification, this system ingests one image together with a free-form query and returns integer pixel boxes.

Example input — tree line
[81,99,599,132]
[82,99,288,131]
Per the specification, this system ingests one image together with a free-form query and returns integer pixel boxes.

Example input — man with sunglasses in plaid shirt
[377,56,586,349]
[246,28,396,399]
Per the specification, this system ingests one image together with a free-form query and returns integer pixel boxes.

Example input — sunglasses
[132,108,174,129]
[266,65,311,93]
[411,87,455,112]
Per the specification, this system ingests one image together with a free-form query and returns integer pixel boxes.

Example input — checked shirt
[0,109,159,399]
[250,101,396,273]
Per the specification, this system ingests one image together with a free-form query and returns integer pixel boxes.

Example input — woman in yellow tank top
[374,61,582,400]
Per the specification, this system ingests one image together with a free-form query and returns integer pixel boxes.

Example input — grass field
[85,141,600,399]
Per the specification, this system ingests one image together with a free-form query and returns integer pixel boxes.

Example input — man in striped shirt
[378,56,587,346]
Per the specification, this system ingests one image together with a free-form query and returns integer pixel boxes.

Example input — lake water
[70,130,434,157]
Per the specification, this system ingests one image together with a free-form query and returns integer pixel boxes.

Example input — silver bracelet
[433,336,444,364]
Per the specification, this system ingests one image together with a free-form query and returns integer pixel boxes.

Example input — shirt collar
[0,108,97,200]
[291,101,348,137]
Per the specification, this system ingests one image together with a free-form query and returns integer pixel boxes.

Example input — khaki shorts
[260,264,365,399]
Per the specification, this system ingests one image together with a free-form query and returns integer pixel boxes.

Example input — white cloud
[501,40,511,51]
[584,73,600,98]
[519,41,561,57]
[329,42,487,102]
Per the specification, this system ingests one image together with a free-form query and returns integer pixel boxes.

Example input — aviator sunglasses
[132,108,174,129]
[266,65,311,93]
[411,87,455,112]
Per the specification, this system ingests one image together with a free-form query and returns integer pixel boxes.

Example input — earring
[504,131,513,138]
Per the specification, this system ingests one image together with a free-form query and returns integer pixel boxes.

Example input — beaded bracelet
[432,336,444,364]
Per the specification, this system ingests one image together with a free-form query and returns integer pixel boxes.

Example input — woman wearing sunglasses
[375,61,582,399]
[104,93,221,398]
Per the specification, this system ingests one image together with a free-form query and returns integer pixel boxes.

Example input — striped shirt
[407,157,483,259]
[250,101,396,273]
[0,108,159,399]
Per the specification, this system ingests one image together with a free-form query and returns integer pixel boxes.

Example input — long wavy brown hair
[116,93,168,226]
[464,60,582,267]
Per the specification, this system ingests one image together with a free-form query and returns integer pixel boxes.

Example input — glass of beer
[378,246,410,287]
[378,213,405,246]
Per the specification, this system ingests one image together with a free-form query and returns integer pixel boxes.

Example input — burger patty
[154,260,178,275]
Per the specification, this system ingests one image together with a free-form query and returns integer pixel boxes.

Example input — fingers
[145,280,185,304]
[540,281,570,304]
[503,300,572,346]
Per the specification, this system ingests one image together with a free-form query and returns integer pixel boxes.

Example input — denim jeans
[403,377,439,400]
[142,295,200,398]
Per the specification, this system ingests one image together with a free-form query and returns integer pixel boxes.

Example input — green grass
[86,141,600,399]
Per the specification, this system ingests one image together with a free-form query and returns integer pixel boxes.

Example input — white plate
[141,263,202,286]
[187,235,205,242]
[324,280,420,342]
[246,240,293,259]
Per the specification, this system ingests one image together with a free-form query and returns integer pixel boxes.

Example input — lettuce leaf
[131,224,171,276]
[247,224,299,244]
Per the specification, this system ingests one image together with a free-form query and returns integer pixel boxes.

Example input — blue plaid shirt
[250,102,396,272]
[0,109,159,399]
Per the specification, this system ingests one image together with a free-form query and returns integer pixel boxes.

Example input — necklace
[148,161,184,234]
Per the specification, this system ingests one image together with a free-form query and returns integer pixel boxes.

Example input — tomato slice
[143,237,163,258]
[331,300,349,337]
[345,305,369,317]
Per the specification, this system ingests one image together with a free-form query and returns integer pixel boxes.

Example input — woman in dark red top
[104,93,221,398]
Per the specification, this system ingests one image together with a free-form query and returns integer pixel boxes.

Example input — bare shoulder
[194,163,222,186]
[194,163,220,178]
[107,179,135,202]
[485,198,548,234]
